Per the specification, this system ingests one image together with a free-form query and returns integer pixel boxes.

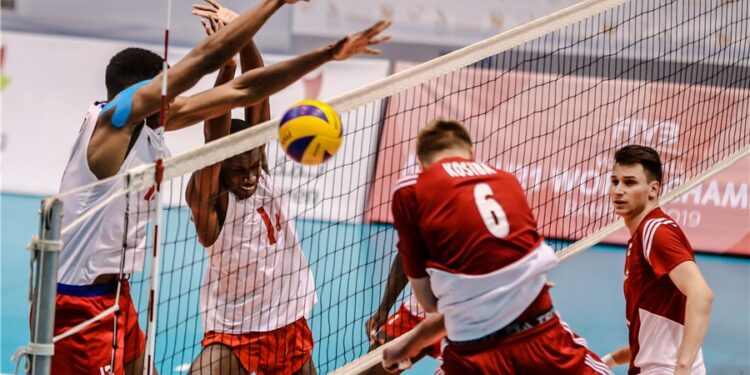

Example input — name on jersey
[442,161,496,178]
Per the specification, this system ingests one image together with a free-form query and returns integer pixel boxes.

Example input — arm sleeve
[648,225,695,278]
[392,186,429,278]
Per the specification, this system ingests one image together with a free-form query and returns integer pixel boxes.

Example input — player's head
[610,145,663,219]
[105,47,163,100]
[416,120,473,168]
[220,119,264,200]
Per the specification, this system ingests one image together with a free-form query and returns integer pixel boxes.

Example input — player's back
[414,156,542,275]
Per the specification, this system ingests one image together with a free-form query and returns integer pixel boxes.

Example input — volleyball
[278,100,343,165]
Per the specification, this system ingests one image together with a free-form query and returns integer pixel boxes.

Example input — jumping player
[382,120,611,374]
[602,145,712,374]
[53,1,390,373]
[185,2,389,374]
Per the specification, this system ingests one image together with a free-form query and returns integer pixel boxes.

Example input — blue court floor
[2,193,749,374]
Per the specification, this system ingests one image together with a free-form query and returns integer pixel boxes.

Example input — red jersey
[624,208,705,374]
[392,157,543,277]
[391,157,554,342]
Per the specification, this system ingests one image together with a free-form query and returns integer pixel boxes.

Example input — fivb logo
[99,364,113,375]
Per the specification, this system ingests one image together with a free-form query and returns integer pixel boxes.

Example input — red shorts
[201,318,314,375]
[52,280,145,375]
[380,304,442,358]
[441,315,611,375]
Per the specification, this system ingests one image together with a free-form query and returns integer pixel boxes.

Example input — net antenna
[140,0,173,373]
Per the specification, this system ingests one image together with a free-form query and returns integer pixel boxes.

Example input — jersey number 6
[473,183,509,238]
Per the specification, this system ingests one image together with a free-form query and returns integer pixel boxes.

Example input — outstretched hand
[197,11,236,69]
[330,20,391,61]
[192,0,239,25]
[192,0,306,24]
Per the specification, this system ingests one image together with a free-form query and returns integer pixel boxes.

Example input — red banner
[366,62,749,256]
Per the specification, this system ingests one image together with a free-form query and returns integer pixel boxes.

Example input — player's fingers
[203,0,221,9]
[362,48,382,55]
[368,35,391,45]
[200,19,212,35]
[191,9,212,19]
[382,360,399,373]
[208,15,220,32]
[364,19,392,37]
[191,4,216,12]
[397,359,413,370]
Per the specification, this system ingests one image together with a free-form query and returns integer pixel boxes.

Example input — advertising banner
[366,62,749,255]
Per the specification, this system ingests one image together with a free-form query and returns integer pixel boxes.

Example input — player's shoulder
[639,210,683,250]
[392,174,418,194]
[640,210,680,236]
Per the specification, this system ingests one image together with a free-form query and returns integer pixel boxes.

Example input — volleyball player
[53,1,390,374]
[185,2,389,374]
[602,145,712,374]
[381,120,611,374]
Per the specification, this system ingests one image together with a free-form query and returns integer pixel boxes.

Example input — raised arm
[166,19,390,129]
[90,0,298,179]
[107,0,298,129]
[191,0,272,169]
[185,18,238,247]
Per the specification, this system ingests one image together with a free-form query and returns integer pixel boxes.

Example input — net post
[29,198,63,375]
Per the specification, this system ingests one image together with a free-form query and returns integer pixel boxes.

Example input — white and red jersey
[58,102,169,285]
[201,173,317,334]
[624,208,705,374]
[391,157,558,341]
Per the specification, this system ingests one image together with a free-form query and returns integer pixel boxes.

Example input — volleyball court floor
[2,193,748,374]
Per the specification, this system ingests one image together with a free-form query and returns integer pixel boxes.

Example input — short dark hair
[614,145,663,183]
[416,120,473,164]
[105,47,163,100]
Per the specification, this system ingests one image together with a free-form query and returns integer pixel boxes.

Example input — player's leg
[120,280,155,375]
[189,344,248,375]
[124,351,160,375]
[554,318,612,374]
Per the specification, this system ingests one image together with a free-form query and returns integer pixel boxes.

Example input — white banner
[1,31,390,222]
